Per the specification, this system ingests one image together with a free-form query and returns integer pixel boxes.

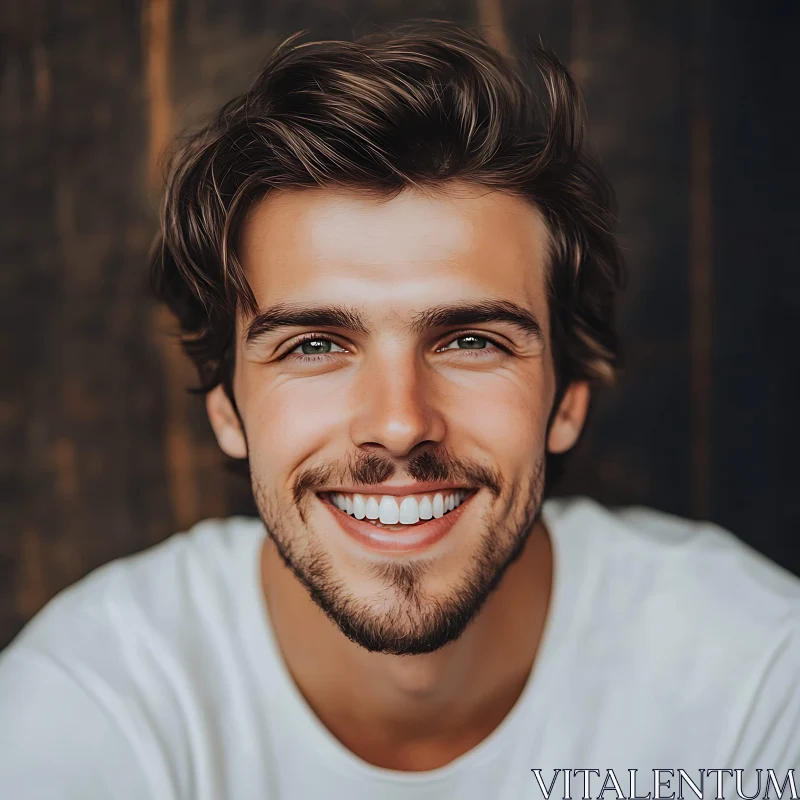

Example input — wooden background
[2,0,798,650]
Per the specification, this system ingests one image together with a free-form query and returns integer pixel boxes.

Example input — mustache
[292,447,504,506]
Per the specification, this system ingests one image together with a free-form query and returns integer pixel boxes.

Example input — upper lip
[317,482,476,496]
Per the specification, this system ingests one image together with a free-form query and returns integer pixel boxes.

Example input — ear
[547,381,591,455]
[206,384,248,459]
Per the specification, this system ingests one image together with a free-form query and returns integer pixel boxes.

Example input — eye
[438,334,504,353]
[292,338,345,356]
[278,335,351,362]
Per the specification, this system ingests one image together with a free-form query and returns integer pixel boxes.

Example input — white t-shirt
[1,497,798,799]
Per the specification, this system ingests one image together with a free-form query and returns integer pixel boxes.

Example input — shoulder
[8,515,266,656]
[2,515,266,682]
[0,516,268,794]
[0,516,267,794]
[544,496,800,633]
[2,516,269,699]
[543,497,800,762]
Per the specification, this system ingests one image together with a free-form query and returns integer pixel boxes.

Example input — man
[1,21,798,800]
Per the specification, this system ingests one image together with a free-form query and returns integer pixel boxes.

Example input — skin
[206,182,590,771]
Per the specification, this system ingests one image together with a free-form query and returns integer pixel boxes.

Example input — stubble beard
[252,457,546,656]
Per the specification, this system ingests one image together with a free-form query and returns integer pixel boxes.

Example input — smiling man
[229,186,567,665]
[1,21,798,800]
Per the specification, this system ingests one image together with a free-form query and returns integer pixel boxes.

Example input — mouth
[317,488,479,554]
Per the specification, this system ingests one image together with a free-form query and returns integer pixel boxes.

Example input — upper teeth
[329,490,468,524]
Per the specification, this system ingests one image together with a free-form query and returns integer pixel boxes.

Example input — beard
[252,448,546,656]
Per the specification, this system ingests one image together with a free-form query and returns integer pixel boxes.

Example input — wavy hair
[151,21,626,451]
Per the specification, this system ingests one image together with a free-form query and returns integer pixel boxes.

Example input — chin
[303,541,506,655]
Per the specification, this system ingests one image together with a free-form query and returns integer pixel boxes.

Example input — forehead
[239,184,551,323]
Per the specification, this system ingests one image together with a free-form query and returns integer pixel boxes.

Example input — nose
[349,349,446,458]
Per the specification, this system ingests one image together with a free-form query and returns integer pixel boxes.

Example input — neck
[261,521,553,772]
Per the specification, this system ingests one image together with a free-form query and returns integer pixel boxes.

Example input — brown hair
[151,20,625,423]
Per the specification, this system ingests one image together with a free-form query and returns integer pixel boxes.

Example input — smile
[318,489,478,554]
[326,490,469,526]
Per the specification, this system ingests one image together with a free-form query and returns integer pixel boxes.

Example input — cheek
[240,375,350,473]
[445,374,551,467]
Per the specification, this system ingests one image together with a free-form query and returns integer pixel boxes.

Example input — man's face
[208,183,586,655]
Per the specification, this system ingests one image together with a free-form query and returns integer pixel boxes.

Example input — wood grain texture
[1,0,798,650]
[523,0,696,516]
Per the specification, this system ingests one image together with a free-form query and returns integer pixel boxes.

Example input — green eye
[299,339,334,355]
[455,335,488,350]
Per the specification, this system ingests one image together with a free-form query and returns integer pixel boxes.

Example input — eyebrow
[245,304,369,345]
[406,300,543,340]
[244,299,543,345]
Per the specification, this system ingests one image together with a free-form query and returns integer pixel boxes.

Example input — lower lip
[319,491,477,554]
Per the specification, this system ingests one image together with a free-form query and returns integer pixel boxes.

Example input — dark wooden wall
[2,0,798,650]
